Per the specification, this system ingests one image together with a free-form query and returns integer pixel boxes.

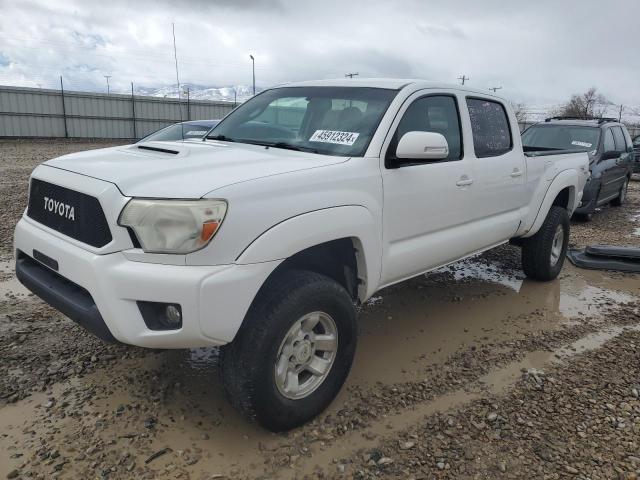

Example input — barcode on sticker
[309,130,359,146]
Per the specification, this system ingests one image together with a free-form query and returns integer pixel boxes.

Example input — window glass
[522,125,600,152]
[393,95,462,161]
[633,136,640,147]
[139,122,219,142]
[603,129,615,152]
[612,126,627,152]
[208,86,397,157]
[466,98,512,157]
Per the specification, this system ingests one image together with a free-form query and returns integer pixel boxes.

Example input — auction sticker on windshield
[571,140,592,148]
[310,130,359,146]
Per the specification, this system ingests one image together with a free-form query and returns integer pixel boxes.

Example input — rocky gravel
[0,140,639,479]
[342,326,640,480]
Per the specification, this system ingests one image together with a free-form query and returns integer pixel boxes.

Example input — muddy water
[1,258,639,478]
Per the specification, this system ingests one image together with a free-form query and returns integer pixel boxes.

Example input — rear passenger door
[599,127,627,201]
[463,97,526,244]
[598,128,618,200]
[611,126,631,186]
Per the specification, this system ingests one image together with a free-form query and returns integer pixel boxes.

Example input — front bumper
[14,216,280,348]
[573,178,599,215]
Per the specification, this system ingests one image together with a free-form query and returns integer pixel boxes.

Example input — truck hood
[44,141,348,198]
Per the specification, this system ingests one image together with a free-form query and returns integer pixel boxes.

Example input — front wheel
[220,270,357,432]
[521,206,570,281]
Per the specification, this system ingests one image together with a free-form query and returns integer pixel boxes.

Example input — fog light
[137,301,183,331]
[165,305,182,326]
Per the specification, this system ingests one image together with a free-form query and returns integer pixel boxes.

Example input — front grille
[27,178,112,248]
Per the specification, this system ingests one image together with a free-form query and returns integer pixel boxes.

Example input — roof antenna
[172,23,184,138]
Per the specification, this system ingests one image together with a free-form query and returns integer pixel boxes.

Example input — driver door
[380,92,478,286]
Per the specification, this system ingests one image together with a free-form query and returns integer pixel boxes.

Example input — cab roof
[274,78,504,99]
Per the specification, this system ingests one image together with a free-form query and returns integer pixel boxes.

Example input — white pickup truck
[14,79,589,431]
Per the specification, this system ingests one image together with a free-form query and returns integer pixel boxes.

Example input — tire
[220,270,357,432]
[611,177,629,206]
[521,206,570,281]
[573,212,593,222]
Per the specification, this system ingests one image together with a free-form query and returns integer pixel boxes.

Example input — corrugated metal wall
[0,86,235,139]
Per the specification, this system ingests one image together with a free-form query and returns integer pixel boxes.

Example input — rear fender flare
[522,170,578,238]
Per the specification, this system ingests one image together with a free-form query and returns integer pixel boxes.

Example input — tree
[556,87,609,118]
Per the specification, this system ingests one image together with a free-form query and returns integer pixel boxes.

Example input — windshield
[522,125,601,152]
[139,122,217,142]
[206,86,398,156]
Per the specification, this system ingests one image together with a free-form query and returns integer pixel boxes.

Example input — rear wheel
[220,270,357,432]
[521,206,570,281]
[611,177,629,206]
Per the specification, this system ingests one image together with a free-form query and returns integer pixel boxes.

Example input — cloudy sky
[1,0,639,118]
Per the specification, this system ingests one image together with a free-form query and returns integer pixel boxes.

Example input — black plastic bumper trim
[567,247,640,273]
[15,250,118,343]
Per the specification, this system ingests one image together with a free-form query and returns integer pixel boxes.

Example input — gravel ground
[0,140,639,479]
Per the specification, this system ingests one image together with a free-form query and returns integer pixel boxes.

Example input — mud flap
[567,245,640,273]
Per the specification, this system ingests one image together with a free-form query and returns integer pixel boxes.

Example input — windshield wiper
[253,141,320,154]
[206,134,235,142]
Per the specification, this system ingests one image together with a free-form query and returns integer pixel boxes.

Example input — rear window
[522,125,600,152]
[466,98,512,157]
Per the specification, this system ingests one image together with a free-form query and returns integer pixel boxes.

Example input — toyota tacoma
[14,79,589,431]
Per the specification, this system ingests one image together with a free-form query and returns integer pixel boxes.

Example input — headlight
[119,199,227,254]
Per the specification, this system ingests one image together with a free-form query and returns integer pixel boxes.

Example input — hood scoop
[137,145,180,155]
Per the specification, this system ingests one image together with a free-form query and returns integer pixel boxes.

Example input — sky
[1,0,639,120]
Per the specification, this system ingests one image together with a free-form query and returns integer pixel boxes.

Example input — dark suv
[522,117,634,221]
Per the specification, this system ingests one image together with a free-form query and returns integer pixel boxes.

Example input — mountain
[135,84,260,103]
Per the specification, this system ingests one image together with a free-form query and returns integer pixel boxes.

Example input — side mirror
[601,150,619,160]
[396,131,449,160]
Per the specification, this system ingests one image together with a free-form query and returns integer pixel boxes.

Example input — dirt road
[1,140,639,479]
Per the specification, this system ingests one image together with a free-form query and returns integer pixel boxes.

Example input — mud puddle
[350,260,637,385]
[479,323,640,393]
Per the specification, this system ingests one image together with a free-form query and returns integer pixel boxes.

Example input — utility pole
[249,54,255,96]
[60,76,68,138]
[489,86,502,93]
[131,82,137,139]
[458,75,469,85]
[618,104,624,122]
[345,72,359,78]
[183,87,190,120]
[172,23,181,102]
[104,75,111,94]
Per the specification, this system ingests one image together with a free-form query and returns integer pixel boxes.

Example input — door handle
[510,168,523,178]
[456,176,474,187]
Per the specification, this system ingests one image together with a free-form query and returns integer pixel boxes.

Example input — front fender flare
[236,205,381,300]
